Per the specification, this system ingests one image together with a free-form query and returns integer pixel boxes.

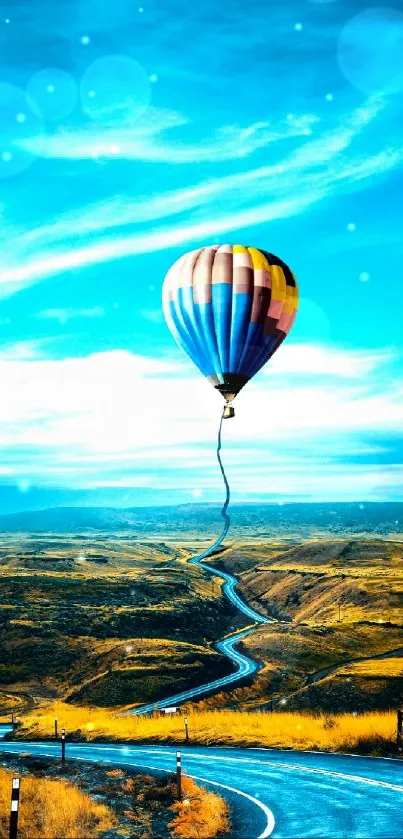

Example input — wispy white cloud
[0,194,318,293]
[0,339,49,361]
[1,96,400,296]
[268,344,394,378]
[19,115,318,163]
[140,309,164,324]
[0,343,400,500]
[35,306,106,322]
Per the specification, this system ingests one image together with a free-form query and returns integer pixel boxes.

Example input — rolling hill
[0,501,401,537]
[207,538,403,711]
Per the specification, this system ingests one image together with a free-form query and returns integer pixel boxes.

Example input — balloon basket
[223,404,235,419]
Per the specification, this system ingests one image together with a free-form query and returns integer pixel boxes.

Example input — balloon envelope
[162,244,298,401]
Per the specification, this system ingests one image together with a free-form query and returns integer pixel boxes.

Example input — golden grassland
[0,765,115,838]
[338,658,403,678]
[0,535,234,713]
[168,776,229,839]
[13,703,399,755]
[235,538,403,624]
[0,534,401,716]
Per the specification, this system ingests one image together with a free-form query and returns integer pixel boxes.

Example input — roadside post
[61,728,66,766]
[9,778,20,839]
[54,718,58,740]
[176,751,182,801]
[397,710,403,753]
[184,717,189,743]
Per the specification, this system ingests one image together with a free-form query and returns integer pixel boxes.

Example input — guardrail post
[54,718,58,740]
[61,728,66,766]
[184,717,189,743]
[9,777,20,839]
[176,750,182,800]
[397,710,403,753]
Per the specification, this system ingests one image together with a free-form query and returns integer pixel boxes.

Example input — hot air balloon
[162,244,298,418]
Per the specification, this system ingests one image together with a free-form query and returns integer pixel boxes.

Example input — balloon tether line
[190,412,231,564]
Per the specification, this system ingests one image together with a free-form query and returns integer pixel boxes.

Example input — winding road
[123,416,272,716]
[0,553,401,837]
[1,467,401,835]
[125,417,270,716]
[129,549,270,716]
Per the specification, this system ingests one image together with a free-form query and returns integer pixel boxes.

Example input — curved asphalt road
[0,553,401,837]
[192,556,269,626]
[1,514,399,835]
[128,628,261,716]
[0,740,402,838]
[129,552,270,715]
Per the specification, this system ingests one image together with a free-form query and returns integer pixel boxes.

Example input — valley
[0,507,401,716]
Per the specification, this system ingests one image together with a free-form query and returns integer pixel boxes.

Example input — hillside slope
[207,539,403,711]
[0,535,238,711]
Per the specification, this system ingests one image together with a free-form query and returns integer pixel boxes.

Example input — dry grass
[169,776,229,838]
[17,702,398,755]
[337,658,403,677]
[235,538,403,624]
[0,765,115,838]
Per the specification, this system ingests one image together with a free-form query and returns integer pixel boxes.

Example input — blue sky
[0,0,402,510]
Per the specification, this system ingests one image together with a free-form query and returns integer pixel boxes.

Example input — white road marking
[0,744,274,839]
[13,743,402,794]
[174,750,403,793]
[255,746,402,763]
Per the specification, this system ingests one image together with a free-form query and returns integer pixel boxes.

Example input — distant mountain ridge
[0,502,401,535]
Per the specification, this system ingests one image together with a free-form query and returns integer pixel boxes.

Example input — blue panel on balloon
[230,293,253,373]
[237,322,265,377]
[244,334,278,379]
[194,301,223,380]
[177,287,212,376]
[211,283,232,372]
[168,300,211,376]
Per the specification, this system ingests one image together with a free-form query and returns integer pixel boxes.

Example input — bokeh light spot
[80,55,151,125]
[338,7,403,95]
[0,82,45,179]
[27,69,78,120]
